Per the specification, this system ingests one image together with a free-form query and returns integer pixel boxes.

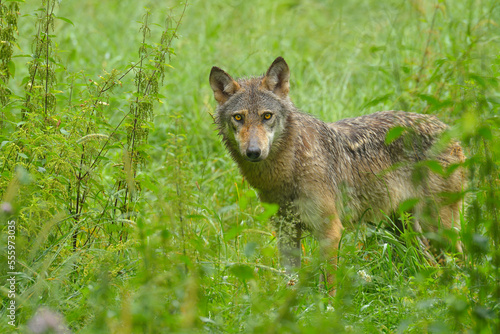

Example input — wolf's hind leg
[412,219,439,265]
[414,199,463,256]
[438,201,463,253]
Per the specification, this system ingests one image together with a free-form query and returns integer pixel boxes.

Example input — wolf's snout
[246,147,262,161]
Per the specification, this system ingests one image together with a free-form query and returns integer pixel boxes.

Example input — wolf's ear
[261,57,290,98]
[209,67,241,105]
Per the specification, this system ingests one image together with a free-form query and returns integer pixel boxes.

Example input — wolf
[209,57,466,293]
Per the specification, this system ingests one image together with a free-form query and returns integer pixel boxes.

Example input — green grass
[1,0,499,333]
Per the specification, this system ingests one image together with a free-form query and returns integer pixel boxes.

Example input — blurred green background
[1,0,499,333]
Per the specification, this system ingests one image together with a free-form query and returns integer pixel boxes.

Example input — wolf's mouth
[244,155,264,163]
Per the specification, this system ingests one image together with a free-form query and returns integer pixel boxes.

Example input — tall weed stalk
[0,0,188,331]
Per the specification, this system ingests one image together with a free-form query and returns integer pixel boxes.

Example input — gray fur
[209,57,466,293]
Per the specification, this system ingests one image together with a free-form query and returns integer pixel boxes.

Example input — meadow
[0,0,499,332]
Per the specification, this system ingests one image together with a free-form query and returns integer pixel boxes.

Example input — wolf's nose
[246,147,261,161]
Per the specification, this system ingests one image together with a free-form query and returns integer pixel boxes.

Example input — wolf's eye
[263,113,273,120]
[233,114,243,122]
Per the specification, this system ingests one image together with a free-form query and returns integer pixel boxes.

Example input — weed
[0,0,499,333]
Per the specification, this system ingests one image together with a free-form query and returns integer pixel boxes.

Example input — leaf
[8,60,15,77]
[244,242,258,258]
[21,76,31,86]
[362,93,393,109]
[424,160,444,175]
[228,264,254,281]
[224,225,243,241]
[12,54,33,59]
[185,214,206,220]
[398,198,419,212]
[385,126,406,145]
[469,73,499,87]
[485,96,500,105]
[238,190,256,211]
[477,126,492,140]
[1,141,10,149]
[472,234,489,253]
[418,94,440,106]
[140,177,159,193]
[199,317,216,324]
[369,45,386,53]
[179,255,193,267]
[255,202,279,222]
[55,15,74,26]
[434,58,449,67]
[473,306,495,320]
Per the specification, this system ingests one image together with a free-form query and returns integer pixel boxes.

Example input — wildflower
[357,269,372,283]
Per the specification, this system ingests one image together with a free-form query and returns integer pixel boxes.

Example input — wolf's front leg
[275,219,302,273]
[272,205,302,273]
[280,228,302,272]
[319,217,343,296]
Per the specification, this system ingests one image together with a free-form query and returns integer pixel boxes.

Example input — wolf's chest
[240,157,297,196]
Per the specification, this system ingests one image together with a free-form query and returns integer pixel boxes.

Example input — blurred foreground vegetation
[0,0,499,332]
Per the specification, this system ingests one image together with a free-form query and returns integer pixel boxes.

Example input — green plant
[0,0,498,333]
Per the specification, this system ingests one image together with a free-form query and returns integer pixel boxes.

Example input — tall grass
[1,0,499,333]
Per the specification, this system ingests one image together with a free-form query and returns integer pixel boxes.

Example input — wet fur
[209,57,466,293]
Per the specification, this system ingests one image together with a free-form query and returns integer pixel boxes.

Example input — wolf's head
[209,57,293,162]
